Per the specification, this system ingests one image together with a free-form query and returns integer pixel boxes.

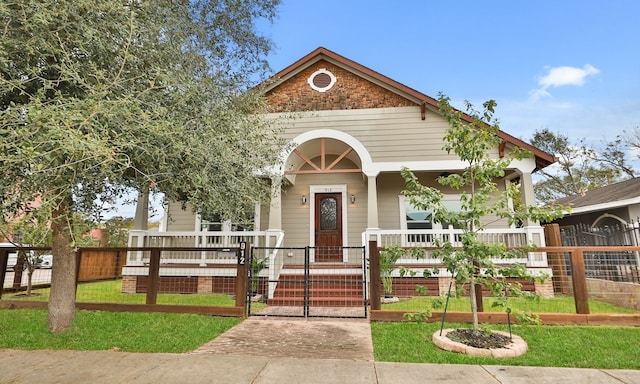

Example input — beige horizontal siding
[165,201,197,231]
[269,106,465,163]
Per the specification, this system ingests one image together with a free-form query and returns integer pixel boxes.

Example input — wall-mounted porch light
[350,194,356,204]
[301,195,307,205]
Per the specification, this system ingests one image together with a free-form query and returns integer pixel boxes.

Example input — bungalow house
[125,47,556,304]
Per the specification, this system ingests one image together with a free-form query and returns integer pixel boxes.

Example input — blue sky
[112,1,640,219]
[260,0,640,146]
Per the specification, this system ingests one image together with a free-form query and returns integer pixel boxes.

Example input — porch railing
[127,230,284,266]
[362,226,548,267]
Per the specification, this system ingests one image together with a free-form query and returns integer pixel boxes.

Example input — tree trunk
[47,200,77,333]
[26,268,33,296]
[469,274,479,331]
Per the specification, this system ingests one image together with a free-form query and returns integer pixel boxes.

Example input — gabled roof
[554,178,640,214]
[260,47,556,171]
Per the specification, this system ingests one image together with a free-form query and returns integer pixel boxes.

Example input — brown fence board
[370,310,640,326]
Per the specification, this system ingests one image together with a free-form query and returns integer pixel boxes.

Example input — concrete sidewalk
[1,349,639,384]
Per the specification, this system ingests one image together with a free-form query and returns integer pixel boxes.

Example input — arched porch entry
[280,129,376,261]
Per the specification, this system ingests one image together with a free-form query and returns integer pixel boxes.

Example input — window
[404,200,432,229]
[200,213,223,231]
[200,213,254,232]
[307,68,337,92]
[400,196,463,230]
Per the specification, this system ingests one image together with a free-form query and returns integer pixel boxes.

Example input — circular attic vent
[308,68,336,92]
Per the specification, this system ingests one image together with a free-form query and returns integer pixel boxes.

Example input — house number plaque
[238,242,246,265]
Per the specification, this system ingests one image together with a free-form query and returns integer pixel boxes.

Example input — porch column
[519,172,537,228]
[268,176,282,230]
[519,171,547,266]
[132,188,149,231]
[367,175,379,229]
[129,188,149,264]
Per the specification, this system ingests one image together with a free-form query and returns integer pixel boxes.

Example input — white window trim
[399,194,463,230]
[307,68,337,93]
[196,203,260,232]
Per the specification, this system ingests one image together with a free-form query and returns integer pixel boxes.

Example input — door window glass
[320,197,337,230]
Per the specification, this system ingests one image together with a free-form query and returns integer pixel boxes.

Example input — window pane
[405,201,432,229]
[320,197,337,230]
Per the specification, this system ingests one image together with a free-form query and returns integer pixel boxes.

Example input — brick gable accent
[266,60,416,113]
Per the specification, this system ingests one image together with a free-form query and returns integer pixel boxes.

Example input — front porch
[123,226,551,301]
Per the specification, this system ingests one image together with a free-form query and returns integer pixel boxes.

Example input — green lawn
[0,309,240,353]
[1,308,638,369]
[4,279,237,306]
[371,321,640,370]
[382,295,638,314]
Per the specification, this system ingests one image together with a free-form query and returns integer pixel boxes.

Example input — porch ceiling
[285,138,362,182]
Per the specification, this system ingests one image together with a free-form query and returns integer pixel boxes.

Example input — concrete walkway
[1,349,639,384]
[192,317,374,360]
[1,317,639,384]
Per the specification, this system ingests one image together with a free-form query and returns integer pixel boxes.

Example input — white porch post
[129,188,149,265]
[520,172,537,229]
[367,175,379,229]
[266,176,283,300]
[267,176,283,246]
[133,188,149,231]
[519,170,548,266]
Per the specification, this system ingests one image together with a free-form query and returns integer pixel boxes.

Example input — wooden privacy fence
[1,245,250,318]
[77,249,125,281]
[369,241,640,326]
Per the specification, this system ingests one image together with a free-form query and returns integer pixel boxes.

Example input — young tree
[401,94,564,332]
[0,1,284,332]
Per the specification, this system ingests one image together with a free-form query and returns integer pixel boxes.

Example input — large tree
[529,128,627,203]
[0,1,284,332]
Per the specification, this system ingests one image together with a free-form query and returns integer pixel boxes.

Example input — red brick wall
[266,60,415,112]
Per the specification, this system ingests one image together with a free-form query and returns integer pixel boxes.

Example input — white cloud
[539,64,600,88]
[528,88,550,102]
[529,64,600,101]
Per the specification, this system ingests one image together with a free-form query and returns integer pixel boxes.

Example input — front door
[314,193,343,262]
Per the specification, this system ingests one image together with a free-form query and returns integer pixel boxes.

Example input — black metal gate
[247,246,367,318]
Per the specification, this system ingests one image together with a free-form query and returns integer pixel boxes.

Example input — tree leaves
[400,95,563,330]
[1,0,283,332]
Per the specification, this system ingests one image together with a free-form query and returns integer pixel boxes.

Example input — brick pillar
[438,277,454,296]
[121,275,137,293]
[535,279,555,299]
[198,276,213,294]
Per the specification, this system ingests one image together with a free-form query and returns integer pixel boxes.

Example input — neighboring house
[125,47,556,299]
[552,177,640,231]
[550,176,640,288]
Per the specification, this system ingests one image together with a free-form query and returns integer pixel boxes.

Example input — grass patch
[6,279,237,306]
[371,321,640,369]
[382,295,638,314]
[0,308,241,353]
[2,308,638,369]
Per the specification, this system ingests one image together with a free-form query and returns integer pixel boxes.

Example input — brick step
[267,297,366,307]
[270,269,365,307]
[272,287,363,298]
[283,264,363,269]
[280,271,362,280]
[275,281,364,290]
[277,274,363,282]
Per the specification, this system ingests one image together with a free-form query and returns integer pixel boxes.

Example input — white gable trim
[285,129,375,175]
[567,197,640,214]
